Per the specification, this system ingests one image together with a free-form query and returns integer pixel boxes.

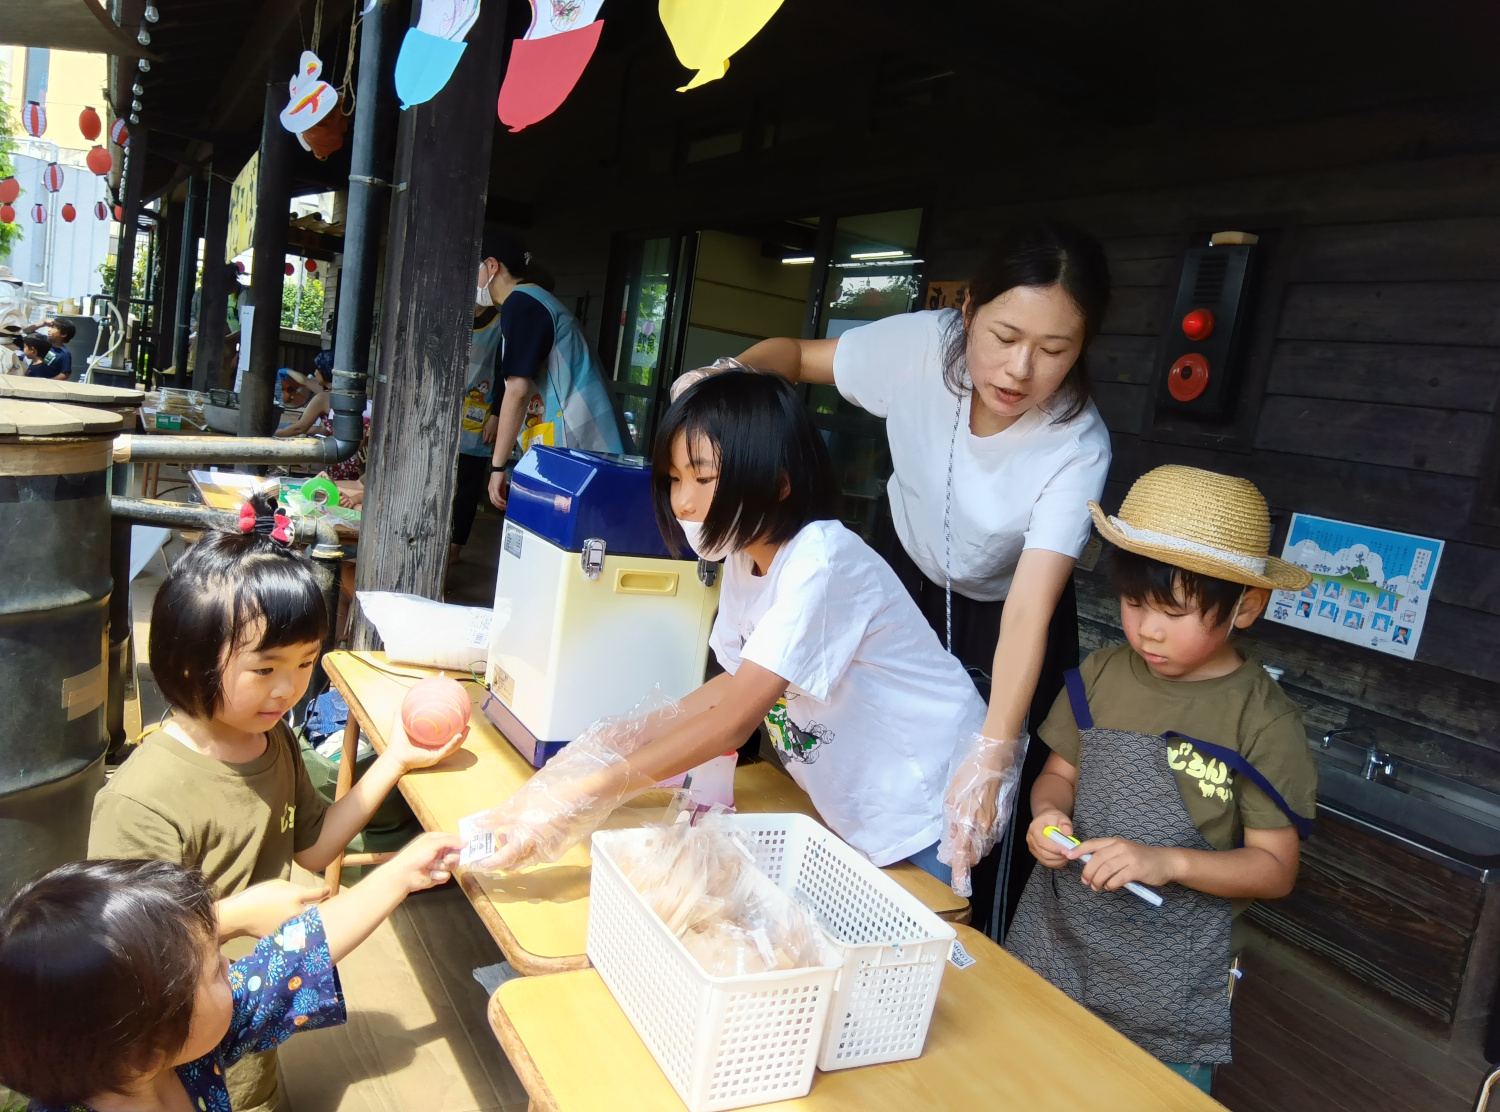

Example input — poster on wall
[225,153,259,263]
[1265,513,1443,660]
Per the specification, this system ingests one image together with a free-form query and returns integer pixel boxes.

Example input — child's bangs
[1107,547,1242,627]
[230,553,327,655]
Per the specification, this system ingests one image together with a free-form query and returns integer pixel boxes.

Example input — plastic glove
[669,357,750,403]
[458,689,683,874]
[937,732,1030,897]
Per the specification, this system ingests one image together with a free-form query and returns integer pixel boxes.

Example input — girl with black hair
[467,370,987,877]
[87,491,465,1112]
[681,221,1114,935]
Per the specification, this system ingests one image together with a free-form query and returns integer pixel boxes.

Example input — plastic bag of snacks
[141,387,209,431]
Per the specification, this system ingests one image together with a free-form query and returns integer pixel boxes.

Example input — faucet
[1362,747,1397,783]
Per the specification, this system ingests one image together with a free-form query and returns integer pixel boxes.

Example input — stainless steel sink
[1317,763,1500,880]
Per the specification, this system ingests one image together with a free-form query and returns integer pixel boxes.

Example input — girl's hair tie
[237,501,293,546]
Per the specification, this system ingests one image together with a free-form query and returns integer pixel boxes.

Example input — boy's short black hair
[22,333,49,357]
[49,318,76,341]
[150,491,327,717]
[1107,546,1245,628]
[0,859,217,1105]
[651,368,841,556]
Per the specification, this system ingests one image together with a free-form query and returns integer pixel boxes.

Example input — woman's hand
[1026,809,1075,869]
[938,732,1029,896]
[1068,837,1180,892]
[217,879,329,940]
[488,470,509,510]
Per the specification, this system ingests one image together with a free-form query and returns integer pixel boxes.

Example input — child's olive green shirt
[88,721,328,897]
[1037,643,1318,853]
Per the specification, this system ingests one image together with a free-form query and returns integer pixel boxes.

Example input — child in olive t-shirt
[1006,466,1317,1095]
[88,495,468,1112]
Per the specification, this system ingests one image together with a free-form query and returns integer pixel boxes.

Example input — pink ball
[401,677,471,750]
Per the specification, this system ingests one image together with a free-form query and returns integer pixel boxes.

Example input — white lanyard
[943,394,962,653]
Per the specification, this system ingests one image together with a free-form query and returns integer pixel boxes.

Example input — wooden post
[240,71,295,437]
[193,166,234,392]
[113,128,148,365]
[156,197,185,379]
[351,0,510,648]
[172,172,203,386]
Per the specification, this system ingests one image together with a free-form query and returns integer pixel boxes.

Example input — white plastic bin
[718,813,956,1071]
[589,826,844,1112]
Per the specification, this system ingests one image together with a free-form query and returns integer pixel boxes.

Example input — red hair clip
[238,502,256,534]
[271,512,292,545]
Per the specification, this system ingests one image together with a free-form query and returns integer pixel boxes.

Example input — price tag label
[460,830,494,867]
[948,940,977,970]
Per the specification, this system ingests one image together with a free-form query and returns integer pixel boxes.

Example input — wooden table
[322,650,969,975]
[486,924,1224,1112]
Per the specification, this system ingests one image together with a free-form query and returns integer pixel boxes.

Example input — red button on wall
[1181,308,1215,341]
[1168,353,1210,401]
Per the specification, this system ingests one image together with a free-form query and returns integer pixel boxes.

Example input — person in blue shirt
[22,333,63,379]
[474,231,625,516]
[0,832,460,1111]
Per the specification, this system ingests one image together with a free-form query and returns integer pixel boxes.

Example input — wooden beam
[352,0,511,644]
[241,72,297,435]
[193,167,234,391]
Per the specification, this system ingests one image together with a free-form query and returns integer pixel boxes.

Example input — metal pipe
[301,516,345,723]
[111,432,360,467]
[110,497,342,554]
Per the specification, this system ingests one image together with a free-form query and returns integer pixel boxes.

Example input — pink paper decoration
[496,19,604,132]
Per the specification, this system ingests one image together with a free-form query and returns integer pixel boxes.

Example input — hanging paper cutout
[657,0,784,91]
[31,203,46,225]
[42,163,64,193]
[79,105,102,141]
[0,178,18,205]
[94,201,110,221]
[23,101,46,137]
[110,118,131,146]
[61,203,76,222]
[394,0,482,110]
[496,0,606,132]
[87,145,114,176]
[280,52,338,133]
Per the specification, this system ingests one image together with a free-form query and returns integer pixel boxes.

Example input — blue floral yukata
[31,909,344,1112]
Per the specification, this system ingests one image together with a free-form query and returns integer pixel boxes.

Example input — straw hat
[1089,465,1311,590]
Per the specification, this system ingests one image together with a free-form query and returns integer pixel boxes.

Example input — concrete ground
[122,467,529,1112]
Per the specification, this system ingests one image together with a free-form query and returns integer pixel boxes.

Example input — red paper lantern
[0,177,18,204]
[31,203,47,225]
[42,163,64,193]
[94,201,109,220]
[284,262,295,276]
[22,101,46,138]
[61,203,76,222]
[304,258,317,272]
[110,118,130,146]
[114,205,123,221]
[0,205,13,225]
[86,145,113,176]
[79,105,102,141]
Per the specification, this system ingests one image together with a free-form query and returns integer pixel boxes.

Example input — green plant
[96,247,148,302]
[0,79,23,261]
[282,274,324,331]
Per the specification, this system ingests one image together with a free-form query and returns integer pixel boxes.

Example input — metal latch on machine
[581,537,606,580]
[697,559,718,587]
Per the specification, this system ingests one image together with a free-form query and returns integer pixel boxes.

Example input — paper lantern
[400,677,471,750]
[22,101,46,138]
[60,203,76,222]
[79,105,102,141]
[31,204,46,225]
[86,145,113,176]
[0,205,13,225]
[0,177,17,204]
[304,258,317,272]
[110,118,130,146]
[42,163,64,193]
[94,201,109,221]
[284,262,295,276]
[114,205,123,221]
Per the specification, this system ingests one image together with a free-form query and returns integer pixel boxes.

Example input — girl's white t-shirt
[833,308,1112,602]
[710,519,987,866]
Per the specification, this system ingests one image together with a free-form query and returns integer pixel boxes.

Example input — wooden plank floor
[1215,923,1486,1112]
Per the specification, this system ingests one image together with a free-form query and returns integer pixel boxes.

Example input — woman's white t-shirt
[709,519,987,866]
[834,308,1112,602]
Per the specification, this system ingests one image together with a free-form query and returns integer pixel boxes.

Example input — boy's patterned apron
[1007,668,1310,1065]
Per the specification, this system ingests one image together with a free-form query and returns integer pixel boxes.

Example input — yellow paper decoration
[658,0,786,91]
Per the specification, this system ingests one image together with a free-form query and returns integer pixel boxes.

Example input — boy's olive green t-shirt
[88,721,328,897]
[1037,643,1317,852]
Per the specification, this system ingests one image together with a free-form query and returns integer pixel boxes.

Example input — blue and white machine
[484,446,721,766]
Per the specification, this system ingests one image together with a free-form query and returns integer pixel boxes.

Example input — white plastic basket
[589,826,844,1112]
[717,813,956,1071]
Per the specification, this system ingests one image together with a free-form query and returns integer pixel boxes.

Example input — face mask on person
[475,281,494,308]
[675,518,734,562]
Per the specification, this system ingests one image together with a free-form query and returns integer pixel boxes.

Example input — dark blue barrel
[0,398,124,897]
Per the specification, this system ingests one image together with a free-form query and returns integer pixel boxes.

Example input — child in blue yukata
[0,831,460,1111]
[1006,466,1318,1095]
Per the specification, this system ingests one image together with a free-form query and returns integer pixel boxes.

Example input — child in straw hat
[1006,465,1317,1093]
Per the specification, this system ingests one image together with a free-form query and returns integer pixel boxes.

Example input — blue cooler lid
[506,446,672,557]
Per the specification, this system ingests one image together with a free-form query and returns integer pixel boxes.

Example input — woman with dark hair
[686,221,1113,936]
[462,370,987,877]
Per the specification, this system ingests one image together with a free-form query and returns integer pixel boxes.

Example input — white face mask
[675,518,733,562]
[475,282,494,308]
